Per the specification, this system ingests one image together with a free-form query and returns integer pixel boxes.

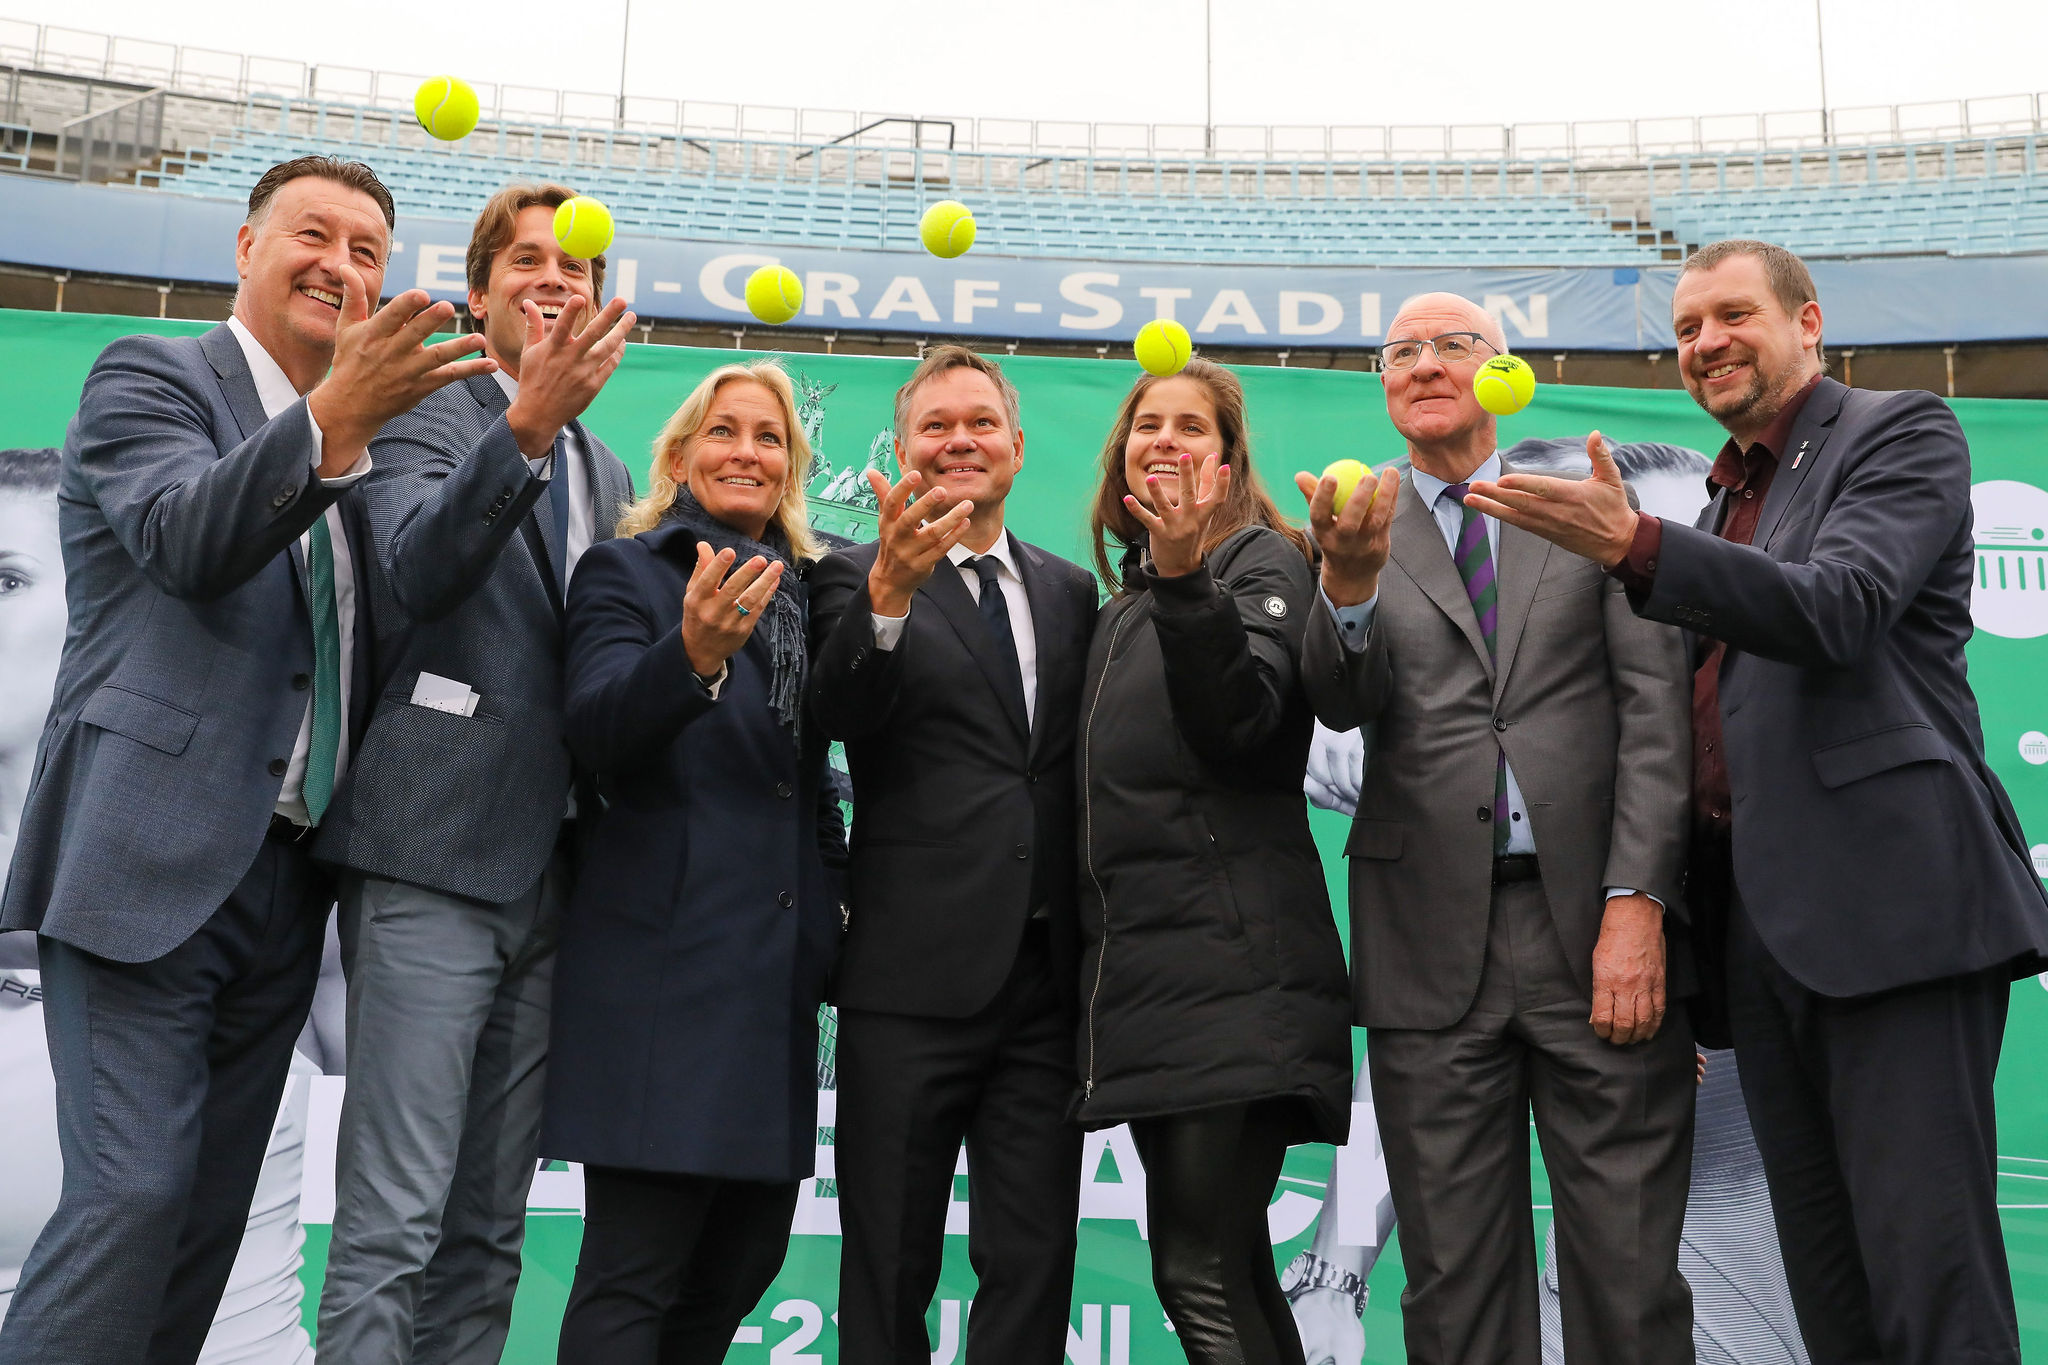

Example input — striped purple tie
[1446,483,1510,854]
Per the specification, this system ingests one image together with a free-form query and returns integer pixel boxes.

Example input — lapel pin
[1791,440,1810,470]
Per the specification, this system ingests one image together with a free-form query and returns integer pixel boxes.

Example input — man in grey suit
[311,182,636,1364]
[1298,293,1698,1364]
[1468,240,2048,1365]
[0,154,496,1365]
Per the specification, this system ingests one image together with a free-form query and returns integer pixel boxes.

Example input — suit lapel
[470,375,567,598]
[1388,471,1494,683]
[922,553,1030,742]
[1015,536,1064,757]
[1489,481,1550,703]
[1754,377,1846,551]
[200,324,311,596]
[577,422,632,543]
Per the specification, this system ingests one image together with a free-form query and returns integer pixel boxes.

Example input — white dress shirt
[1318,454,1646,901]
[872,531,1038,727]
[227,317,365,826]
[492,369,594,585]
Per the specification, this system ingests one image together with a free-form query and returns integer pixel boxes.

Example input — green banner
[4,311,2048,1363]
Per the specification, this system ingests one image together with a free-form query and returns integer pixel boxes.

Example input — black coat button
[1492,717,1507,732]
[269,758,289,776]
[1014,844,1029,859]
[777,891,795,908]
[1026,771,1037,784]
[775,782,793,799]
[1477,807,1491,822]
[292,673,310,691]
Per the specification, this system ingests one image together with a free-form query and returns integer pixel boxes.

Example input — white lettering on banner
[954,279,1002,324]
[1359,292,1383,337]
[1484,293,1551,339]
[414,244,467,293]
[699,252,778,312]
[792,1088,839,1234]
[871,276,942,322]
[1059,272,1124,329]
[806,272,861,318]
[928,1299,970,1364]
[768,1300,825,1364]
[1139,286,1194,322]
[611,258,637,306]
[1078,1125,1148,1237]
[1280,290,1343,336]
[1196,289,1268,335]
[1065,1304,1132,1365]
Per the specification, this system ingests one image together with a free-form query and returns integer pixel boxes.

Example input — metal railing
[55,84,162,180]
[2,14,2044,165]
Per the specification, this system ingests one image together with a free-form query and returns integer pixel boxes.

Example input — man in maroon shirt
[1462,239,2048,1365]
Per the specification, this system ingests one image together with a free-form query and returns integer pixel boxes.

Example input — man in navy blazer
[0,155,497,1365]
[1466,239,2048,1365]
[310,183,636,1363]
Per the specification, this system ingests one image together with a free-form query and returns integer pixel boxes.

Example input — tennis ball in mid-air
[920,200,977,258]
[1133,319,1194,376]
[1473,353,1537,416]
[414,76,480,141]
[744,265,804,325]
[552,196,615,259]
[1323,458,1375,513]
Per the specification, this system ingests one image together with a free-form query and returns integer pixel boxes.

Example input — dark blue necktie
[542,431,570,595]
[969,554,1028,721]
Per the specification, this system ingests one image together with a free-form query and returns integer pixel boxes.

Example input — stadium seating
[134,99,2046,265]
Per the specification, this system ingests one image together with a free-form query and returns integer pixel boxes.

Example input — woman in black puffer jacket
[1076,358,1353,1365]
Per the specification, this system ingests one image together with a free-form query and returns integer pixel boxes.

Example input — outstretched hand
[865,468,976,617]
[1461,431,1638,567]
[1127,451,1229,578]
[1293,464,1401,607]
[680,542,783,678]
[504,295,636,457]
[308,266,495,476]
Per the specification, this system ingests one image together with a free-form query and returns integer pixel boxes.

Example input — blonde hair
[616,360,823,560]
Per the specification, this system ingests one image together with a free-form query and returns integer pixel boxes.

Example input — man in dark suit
[1299,295,1697,1365]
[808,346,1099,1364]
[309,182,636,1363]
[0,155,495,1365]
[1467,239,2048,1365]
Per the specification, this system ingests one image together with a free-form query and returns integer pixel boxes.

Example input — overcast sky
[7,1,2045,133]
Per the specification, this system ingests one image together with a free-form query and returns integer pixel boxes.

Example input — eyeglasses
[1378,332,1498,371]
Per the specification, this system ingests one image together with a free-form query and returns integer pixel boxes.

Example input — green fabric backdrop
[7,311,2048,1363]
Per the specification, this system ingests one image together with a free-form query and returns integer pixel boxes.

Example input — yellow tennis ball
[744,265,804,325]
[413,76,480,141]
[1473,353,1537,416]
[1323,458,1374,513]
[1133,319,1194,377]
[919,200,977,258]
[552,196,615,260]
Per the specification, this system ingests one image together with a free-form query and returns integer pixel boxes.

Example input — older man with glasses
[1296,293,1698,1364]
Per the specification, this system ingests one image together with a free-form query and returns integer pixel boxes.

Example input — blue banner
[3,178,2042,349]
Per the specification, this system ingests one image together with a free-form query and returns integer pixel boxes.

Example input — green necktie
[304,513,343,825]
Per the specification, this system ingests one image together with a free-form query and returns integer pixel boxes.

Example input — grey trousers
[1369,877,1698,1365]
[314,845,568,1365]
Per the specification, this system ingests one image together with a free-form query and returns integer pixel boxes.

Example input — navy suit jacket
[1,324,375,962]
[1640,376,2048,999]
[313,374,634,903]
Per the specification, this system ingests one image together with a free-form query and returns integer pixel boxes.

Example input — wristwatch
[1279,1250,1368,1317]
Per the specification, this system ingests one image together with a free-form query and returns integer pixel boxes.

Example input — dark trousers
[0,837,328,1365]
[1727,892,2019,1365]
[1369,878,1697,1365]
[835,922,1083,1365]
[556,1166,800,1365]
[1129,1102,1301,1365]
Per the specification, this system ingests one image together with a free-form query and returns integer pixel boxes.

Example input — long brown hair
[1087,357,1312,594]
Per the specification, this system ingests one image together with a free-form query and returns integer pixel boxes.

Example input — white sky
[8,0,2046,132]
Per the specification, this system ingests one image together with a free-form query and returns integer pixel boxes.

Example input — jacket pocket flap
[79,686,199,756]
[1344,819,1404,860]
[1810,724,1949,789]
